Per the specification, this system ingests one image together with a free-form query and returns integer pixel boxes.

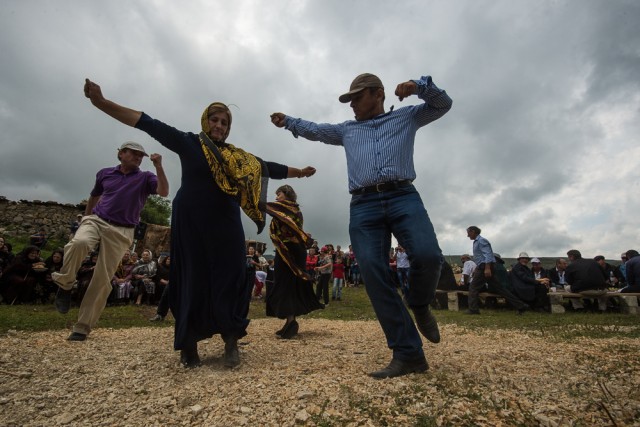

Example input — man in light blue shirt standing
[466,226,528,315]
[271,72,452,378]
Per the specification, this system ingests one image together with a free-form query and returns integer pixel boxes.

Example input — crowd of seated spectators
[0,235,174,309]
[435,248,638,313]
[2,229,637,316]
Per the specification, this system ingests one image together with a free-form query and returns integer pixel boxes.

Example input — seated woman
[131,249,157,305]
[75,252,98,305]
[111,250,135,305]
[39,248,64,304]
[153,255,170,307]
[0,246,45,304]
[0,237,13,273]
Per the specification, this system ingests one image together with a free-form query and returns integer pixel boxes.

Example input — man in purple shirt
[52,141,169,341]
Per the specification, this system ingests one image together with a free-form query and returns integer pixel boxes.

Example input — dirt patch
[1,319,638,426]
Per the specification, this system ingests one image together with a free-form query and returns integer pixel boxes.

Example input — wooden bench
[435,290,640,315]
[435,290,505,311]
[547,292,640,314]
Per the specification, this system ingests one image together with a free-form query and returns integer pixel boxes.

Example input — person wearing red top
[332,256,346,301]
[305,247,319,282]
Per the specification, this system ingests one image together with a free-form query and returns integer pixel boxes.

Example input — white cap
[118,141,148,156]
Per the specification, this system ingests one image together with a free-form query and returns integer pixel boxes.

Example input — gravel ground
[1,319,639,426]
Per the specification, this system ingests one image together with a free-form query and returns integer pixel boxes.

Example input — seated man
[69,214,83,239]
[531,258,549,280]
[594,255,618,288]
[510,253,550,311]
[565,249,608,311]
[548,258,568,290]
[458,254,476,291]
[619,250,640,293]
[614,252,628,286]
[29,228,47,249]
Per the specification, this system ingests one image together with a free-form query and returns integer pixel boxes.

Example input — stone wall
[0,196,267,258]
[0,196,85,238]
[0,196,172,256]
[136,224,171,256]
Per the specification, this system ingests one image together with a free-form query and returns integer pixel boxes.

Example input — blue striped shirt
[472,235,496,265]
[284,75,452,191]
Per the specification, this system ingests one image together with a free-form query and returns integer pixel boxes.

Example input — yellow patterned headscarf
[199,102,268,233]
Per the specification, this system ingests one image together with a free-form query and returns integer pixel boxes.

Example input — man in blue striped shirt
[271,72,452,378]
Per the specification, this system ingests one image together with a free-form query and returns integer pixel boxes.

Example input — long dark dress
[136,113,288,350]
[266,242,323,318]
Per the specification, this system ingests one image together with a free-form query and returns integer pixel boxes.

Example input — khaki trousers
[52,215,134,335]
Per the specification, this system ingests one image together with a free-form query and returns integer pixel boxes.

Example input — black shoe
[180,344,201,368]
[223,336,240,368]
[412,306,440,343]
[369,357,429,379]
[517,304,529,315]
[55,288,72,314]
[281,320,299,340]
[465,309,480,315]
[67,332,87,341]
[275,321,289,336]
[149,314,165,322]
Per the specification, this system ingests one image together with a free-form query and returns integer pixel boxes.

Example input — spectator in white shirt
[459,254,476,290]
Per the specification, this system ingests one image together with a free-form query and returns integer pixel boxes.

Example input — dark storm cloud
[1,0,638,257]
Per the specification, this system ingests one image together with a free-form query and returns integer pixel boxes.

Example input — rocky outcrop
[0,196,84,238]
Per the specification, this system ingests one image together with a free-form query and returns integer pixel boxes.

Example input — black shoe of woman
[280,320,299,339]
[275,320,289,336]
[180,344,201,368]
[222,336,240,368]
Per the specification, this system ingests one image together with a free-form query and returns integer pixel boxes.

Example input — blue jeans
[349,185,442,360]
[397,267,410,295]
[332,278,344,299]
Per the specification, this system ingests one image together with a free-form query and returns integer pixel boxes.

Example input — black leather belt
[350,180,412,195]
[99,216,135,228]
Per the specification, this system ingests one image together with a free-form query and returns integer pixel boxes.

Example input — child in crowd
[332,255,345,301]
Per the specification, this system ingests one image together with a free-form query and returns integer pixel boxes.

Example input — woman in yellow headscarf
[84,79,316,368]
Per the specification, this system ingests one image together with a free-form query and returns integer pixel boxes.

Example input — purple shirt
[90,166,158,226]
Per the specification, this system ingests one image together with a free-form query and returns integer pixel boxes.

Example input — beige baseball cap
[338,73,384,103]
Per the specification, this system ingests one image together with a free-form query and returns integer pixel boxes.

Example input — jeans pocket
[350,193,364,207]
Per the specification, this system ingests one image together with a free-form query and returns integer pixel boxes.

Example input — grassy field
[2,286,639,341]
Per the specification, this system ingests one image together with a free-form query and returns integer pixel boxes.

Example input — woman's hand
[84,79,105,105]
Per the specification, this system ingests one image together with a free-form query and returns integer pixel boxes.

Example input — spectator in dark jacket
[510,252,550,311]
[620,250,640,293]
[594,255,618,288]
[565,249,608,312]
[548,258,569,290]
[565,250,607,293]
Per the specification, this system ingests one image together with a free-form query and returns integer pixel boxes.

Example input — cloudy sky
[1,0,639,259]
